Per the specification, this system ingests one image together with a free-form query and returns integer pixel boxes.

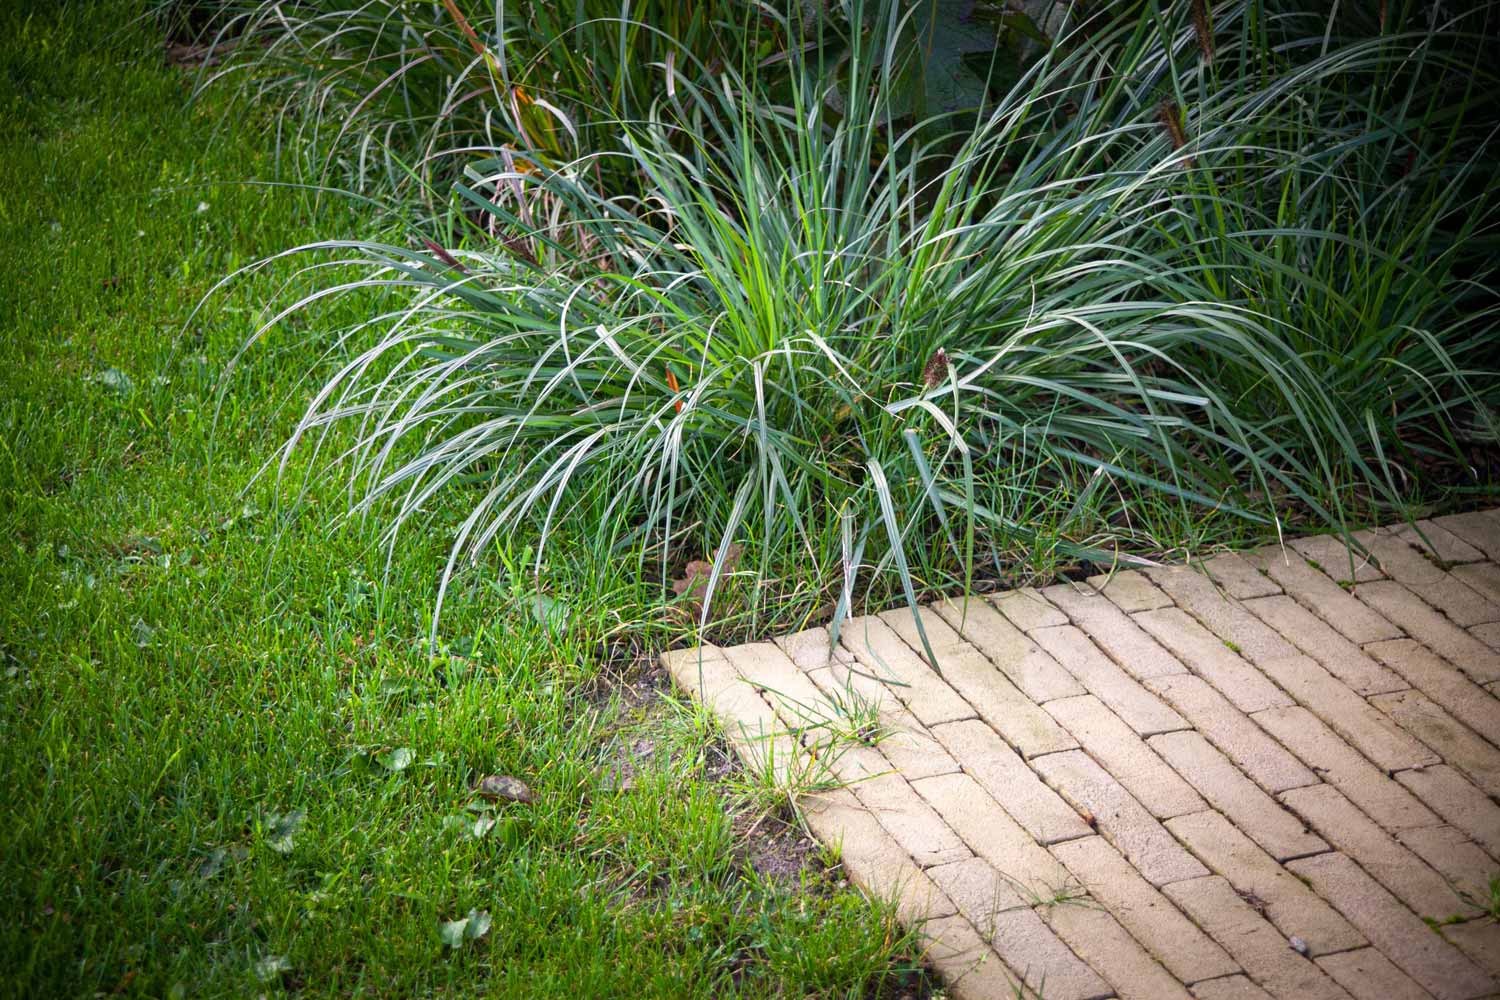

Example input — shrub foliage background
[207,0,1500,640]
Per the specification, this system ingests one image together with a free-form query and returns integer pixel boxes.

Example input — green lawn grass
[0,6,923,997]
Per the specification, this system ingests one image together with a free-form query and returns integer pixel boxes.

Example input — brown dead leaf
[475,775,535,804]
[669,544,743,619]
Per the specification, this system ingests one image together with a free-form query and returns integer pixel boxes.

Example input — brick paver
[1044,695,1204,818]
[1389,519,1485,564]
[931,596,1085,703]
[929,719,1092,845]
[1353,581,1500,684]
[1201,552,1282,599]
[878,607,1077,758]
[1030,623,1189,733]
[1315,948,1432,1000]
[1033,750,1210,886]
[1242,545,1403,644]
[1278,784,1468,917]
[1162,875,1353,1000]
[1435,510,1500,561]
[1239,594,1405,695]
[1133,607,1291,712]
[1394,824,1496,907]
[988,586,1071,630]
[911,771,1073,898]
[1082,569,1172,612]
[665,510,1500,999]
[1393,764,1500,858]
[1252,706,1439,831]
[1370,689,1500,795]
[1291,531,1384,583]
[1043,902,1194,1000]
[1147,675,1315,793]
[1165,810,1366,955]
[1040,584,1191,681]
[1286,851,1494,1000]
[1190,975,1275,999]
[1366,638,1500,745]
[1439,919,1500,981]
[1052,835,1238,984]
[1149,731,1327,861]
[1361,530,1500,627]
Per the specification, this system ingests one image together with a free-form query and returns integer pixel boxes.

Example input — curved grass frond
[227,0,1499,637]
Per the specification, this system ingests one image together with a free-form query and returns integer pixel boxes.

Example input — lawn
[0,5,925,997]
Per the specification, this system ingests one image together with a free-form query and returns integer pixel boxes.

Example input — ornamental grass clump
[232,0,1499,644]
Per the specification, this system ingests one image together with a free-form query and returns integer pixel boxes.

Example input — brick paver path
[663,512,1500,999]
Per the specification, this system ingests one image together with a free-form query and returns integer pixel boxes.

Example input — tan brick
[1203,551,1282,599]
[836,615,975,726]
[1279,784,1468,918]
[931,596,1085,702]
[1371,690,1500,797]
[1434,510,1500,562]
[1042,585,1192,681]
[1254,706,1438,831]
[1440,919,1500,981]
[1366,638,1500,746]
[911,771,1073,898]
[1241,595,1405,695]
[800,786,956,925]
[1045,695,1204,818]
[1244,546,1402,644]
[1396,825,1497,907]
[879,607,1077,758]
[660,643,730,696]
[1354,581,1500,684]
[1166,810,1365,955]
[728,643,951,806]
[1083,568,1173,612]
[1453,561,1500,607]
[1315,948,1432,1000]
[930,720,1092,845]
[1292,532,1385,583]
[918,913,1024,999]
[1361,531,1500,627]
[1150,731,1327,861]
[1191,975,1274,1000]
[1286,851,1494,1000]
[1136,608,1292,713]
[1032,624,1189,734]
[804,665,961,781]
[1148,675,1316,793]
[1051,835,1238,983]
[987,906,1112,1000]
[928,856,1028,925]
[774,626,854,672]
[989,586,1070,630]
[790,626,961,780]
[1390,519,1485,564]
[1043,902,1194,1000]
[1033,751,1209,886]
[1144,566,1306,665]
[1394,764,1500,858]
[1252,653,1438,773]
[1163,874,1353,1000]
[662,646,805,782]
[847,771,971,868]
[725,641,839,727]
[1472,620,1500,653]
